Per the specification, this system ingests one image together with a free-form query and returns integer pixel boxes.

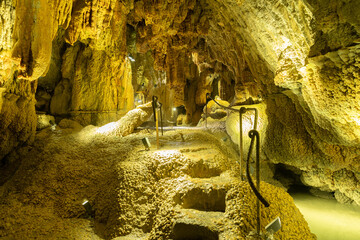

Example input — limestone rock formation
[1,0,135,158]
[226,103,268,154]
[0,80,36,160]
[36,114,55,130]
[1,0,360,209]
[95,101,153,137]
[226,181,316,240]
[204,98,229,120]
[0,1,36,160]
[302,45,360,145]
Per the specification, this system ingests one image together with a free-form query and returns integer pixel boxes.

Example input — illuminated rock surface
[95,101,153,137]
[0,129,314,239]
[0,0,360,237]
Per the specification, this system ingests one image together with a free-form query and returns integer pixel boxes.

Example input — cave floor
[0,124,315,239]
[0,125,240,239]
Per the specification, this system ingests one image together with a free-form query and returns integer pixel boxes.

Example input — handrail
[158,102,164,136]
[152,96,158,122]
[205,93,269,236]
[246,130,270,207]
[206,93,258,180]
[152,96,163,136]
[247,130,269,236]
[206,93,241,112]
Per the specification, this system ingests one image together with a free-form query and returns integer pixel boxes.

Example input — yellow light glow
[96,122,117,134]
[153,150,181,158]
[74,122,120,144]
[241,115,255,135]
[51,124,57,131]
[351,117,360,126]
[226,105,265,147]
[293,193,360,240]
[274,36,292,54]
[299,66,307,78]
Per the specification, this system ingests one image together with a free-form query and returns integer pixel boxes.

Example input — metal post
[255,130,261,236]
[156,109,159,149]
[246,130,269,237]
[203,96,262,186]
[159,103,164,136]
[239,107,258,181]
[205,93,209,129]
[239,108,244,181]
[152,96,158,122]
[205,108,207,128]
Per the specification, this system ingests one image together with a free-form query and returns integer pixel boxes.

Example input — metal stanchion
[207,95,258,181]
[207,95,276,238]
[205,93,210,129]
[239,108,243,181]
[246,130,270,237]
[152,96,158,122]
[152,96,164,146]
[239,107,258,180]
[156,109,159,149]
[159,102,163,136]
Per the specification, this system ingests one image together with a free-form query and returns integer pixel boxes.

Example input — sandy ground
[0,122,314,240]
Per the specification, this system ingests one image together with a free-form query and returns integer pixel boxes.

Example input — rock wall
[197,0,360,204]
[48,0,135,126]
[0,0,36,160]
[55,42,134,126]
[263,1,360,204]
[302,45,360,146]
[1,0,135,159]
[0,80,37,160]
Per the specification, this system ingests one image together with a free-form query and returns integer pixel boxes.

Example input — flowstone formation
[0,125,315,239]
[95,101,153,137]
[194,0,360,205]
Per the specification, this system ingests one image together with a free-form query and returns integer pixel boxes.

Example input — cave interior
[1,0,360,239]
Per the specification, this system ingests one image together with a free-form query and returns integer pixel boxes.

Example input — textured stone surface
[36,114,55,130]
[58,118,83,130]
[1,0,360,208]
[0,0,134,159]
[226,181,316,240]
[264,93,360,204]
[12,0,72,80]
[301,168,360,205]
[0,80,37,160]
[302,45,360,145]
[226,103,268,153]
[95,102,153,137]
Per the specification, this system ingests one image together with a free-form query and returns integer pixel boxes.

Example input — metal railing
[205,93,257,180]
[152,96,163,136]
[247,130,270,236]
[205,93,270,236]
